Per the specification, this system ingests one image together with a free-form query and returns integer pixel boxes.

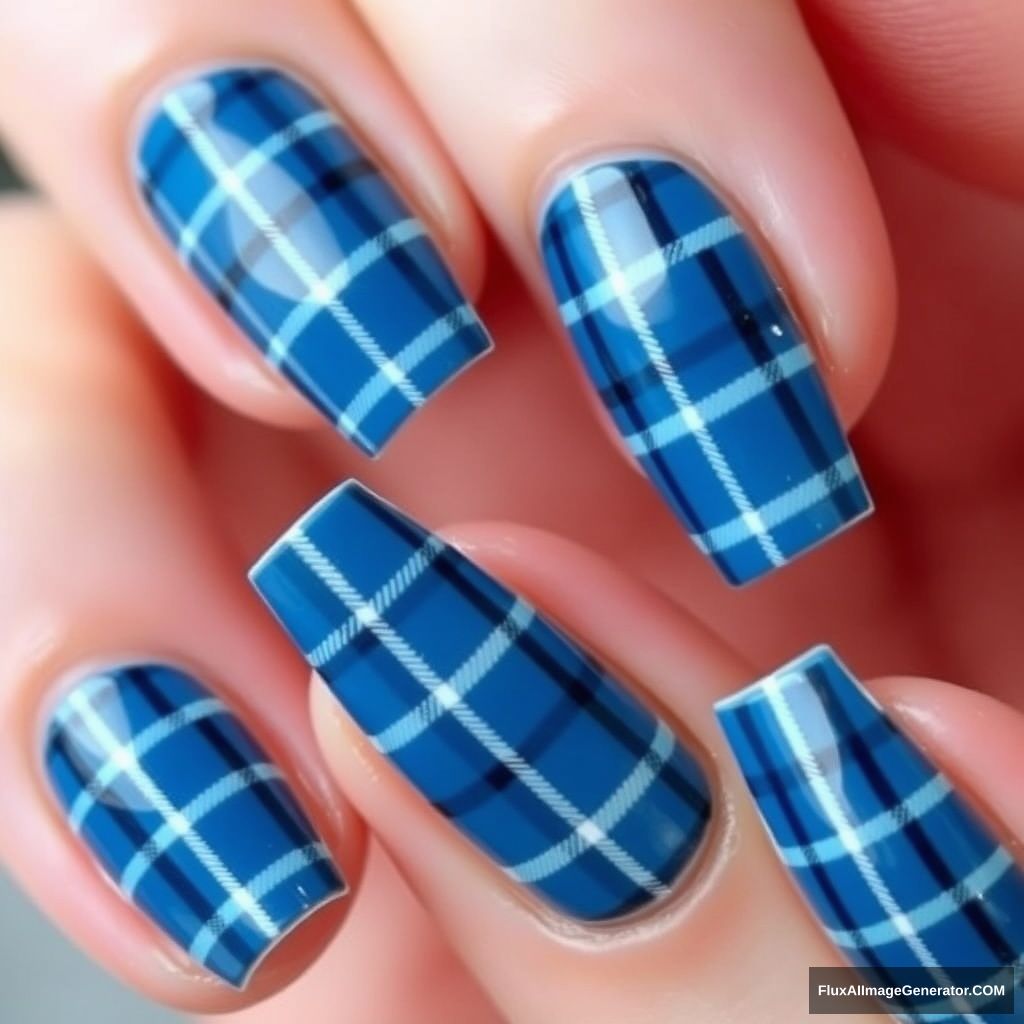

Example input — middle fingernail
[250,480,712,922]
[135,65,491,456]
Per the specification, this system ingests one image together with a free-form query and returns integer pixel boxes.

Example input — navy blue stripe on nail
[250,479,711,921]
[716,647,1024,1023]
[136,66,491,455]
[540,159,872,585]
[45,665,344,987]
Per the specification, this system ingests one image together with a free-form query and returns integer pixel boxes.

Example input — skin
[0,1,1021,1021]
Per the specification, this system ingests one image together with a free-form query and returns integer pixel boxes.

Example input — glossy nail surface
[540,159,871,585]
[45,665,344,987]
[137,66,491,455]
[717,647,1024,1020]
[250,480,710,921]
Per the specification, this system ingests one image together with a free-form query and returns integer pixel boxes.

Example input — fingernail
[716,646,1024,1002]
[540,159,871,585]
[250,479,711,921]
[136,66,492,455]
[45,664,345,988]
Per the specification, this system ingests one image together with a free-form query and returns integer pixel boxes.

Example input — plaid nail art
[540,160,872,585]
[45,665,344,987]
[250,480,710,921]
[136,67,491,455]
[717,647,1024,1023]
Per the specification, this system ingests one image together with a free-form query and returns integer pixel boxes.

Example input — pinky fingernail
[44,664,345,988]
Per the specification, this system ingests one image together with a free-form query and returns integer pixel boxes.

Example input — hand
[0,1,1022,1022]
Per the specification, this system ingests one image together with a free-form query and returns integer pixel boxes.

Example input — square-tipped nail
[250,480,710,921]
[45,665,344,987]
[540,160,871,585]
[136,66,491,454]
[717,647,1024,1013]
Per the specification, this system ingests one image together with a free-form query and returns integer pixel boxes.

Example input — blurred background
[0,146,16,190]
[0,146,184,1024]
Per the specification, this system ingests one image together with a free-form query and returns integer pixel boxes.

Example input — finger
[717,652,1024,1021]
[352,0,894,585]
[250,481,884,1024]
[0,0,491,454]
[0,201,364,1012]
[803,0,1024,197]
[255,484,1024,1021]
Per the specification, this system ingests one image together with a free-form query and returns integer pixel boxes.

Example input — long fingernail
[45,664,345,988]
[250,480,711,921]
[716,646,1024,1011]
[540,159,871,585]
[136,66,492,455]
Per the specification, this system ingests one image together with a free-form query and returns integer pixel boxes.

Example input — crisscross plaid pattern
[45,665,343,988]
[717,648,1024,1024]
[541,160,872,585]
[250,480,711,921]
[136,67,491,455]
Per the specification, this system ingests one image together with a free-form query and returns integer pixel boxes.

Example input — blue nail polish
[717,647,1024,1021]
[136,66,491,455]
[250,480,710,921]
[45,665,344,988]
[540,160,871,585]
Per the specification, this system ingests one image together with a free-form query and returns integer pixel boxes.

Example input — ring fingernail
[136,66,492,455]
[540,159,871,585]
[716,647,1024,989]
[45,665,345,988]
[250,479,711,922]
